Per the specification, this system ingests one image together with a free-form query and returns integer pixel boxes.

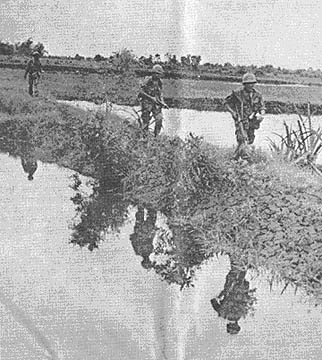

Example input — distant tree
[16,38,33,56]
[164,53,172,63]
[94,54,105,62]
[191,55,201,70]
[171,54,178,64]
[181,54,191,68]
[75,54,84,60]
[263,64,274,73]
[235,65,246,76]
[223,62,234,75]
[0,41,15,55]
[145,55,153,66]
[154,53,161,63]
[0,38,47,56]
[110,48,138,73]
[164,53,179,71]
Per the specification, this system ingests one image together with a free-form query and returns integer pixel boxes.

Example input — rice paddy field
[1,66,322,113]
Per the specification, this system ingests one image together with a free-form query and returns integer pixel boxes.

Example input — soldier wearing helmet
[138,64,166,136]
[24,50,43,97]
[224,72,266,157]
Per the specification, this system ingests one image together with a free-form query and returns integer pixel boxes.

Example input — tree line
[1,39,322,79]
[0,39,46,57]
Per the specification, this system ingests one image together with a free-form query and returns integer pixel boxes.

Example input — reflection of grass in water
[2,89,322,303]
[69,174,130,251]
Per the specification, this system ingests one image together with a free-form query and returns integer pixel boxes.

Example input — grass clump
[268,103,322,176]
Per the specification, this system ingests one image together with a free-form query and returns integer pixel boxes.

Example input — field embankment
[1,88,322,303]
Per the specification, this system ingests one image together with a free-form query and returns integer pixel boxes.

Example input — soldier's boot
[247,129,255,145]
[141,110,151,132]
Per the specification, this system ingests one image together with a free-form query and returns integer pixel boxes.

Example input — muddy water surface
[1,153,322,360]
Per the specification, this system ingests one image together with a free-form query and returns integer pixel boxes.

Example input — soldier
[224,73,266,158]
[138,64,168,136]
[24,51,43,97]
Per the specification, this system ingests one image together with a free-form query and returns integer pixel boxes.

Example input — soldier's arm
[138,77,150,98]
[258,93,266,115]
[224,94,238,120]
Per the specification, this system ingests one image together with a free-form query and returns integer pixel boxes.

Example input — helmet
[242,73,257,84]
[141,258,153,269]
[32,51,41,57]
[227,321,241,335]
[152,64,164,75]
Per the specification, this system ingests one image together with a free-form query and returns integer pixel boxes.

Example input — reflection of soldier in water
[129,207,157,269]
[21,156,38,181]
[210,263,256,335]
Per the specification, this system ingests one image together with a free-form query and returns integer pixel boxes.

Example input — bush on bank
[1,90,322,301]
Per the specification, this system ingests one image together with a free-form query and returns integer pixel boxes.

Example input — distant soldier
[224,73,266,158]
[138,64,168,136]
[24,51,43,97]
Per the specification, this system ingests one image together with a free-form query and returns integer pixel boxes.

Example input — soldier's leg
[34,77,39,97]
[234,127,250,160]
[152,106,163,136]
[235,128,244,146]
[247,129,255,144]
[141,101,153,132]
[28,77,33,96]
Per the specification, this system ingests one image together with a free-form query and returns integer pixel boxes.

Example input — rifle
[139,91,169,109]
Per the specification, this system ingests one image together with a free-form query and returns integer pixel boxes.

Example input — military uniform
[24,58,42,96]
[210,267,257,334]
[21,156,38,180]
[224,88,265,145]
[129,207,157,269]
[138,76,164,136]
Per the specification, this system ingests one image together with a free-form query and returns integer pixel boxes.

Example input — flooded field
[59,99,322,163]
[1,153,322,360]
[163,108,322,162]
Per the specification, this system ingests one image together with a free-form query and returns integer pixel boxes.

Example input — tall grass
[268,103,322,176]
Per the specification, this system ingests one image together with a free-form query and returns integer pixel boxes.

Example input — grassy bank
[2,68,322,114]
[1,88,322,302]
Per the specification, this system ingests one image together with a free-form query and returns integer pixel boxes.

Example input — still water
[60,99,322,163]
[163,109,322,163]
[1,153,322,360]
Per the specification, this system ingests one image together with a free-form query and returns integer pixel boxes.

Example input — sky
[1,0,322,70]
